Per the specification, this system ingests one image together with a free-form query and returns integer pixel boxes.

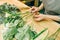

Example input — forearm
[38,3,44,10]
[45,15,60,21]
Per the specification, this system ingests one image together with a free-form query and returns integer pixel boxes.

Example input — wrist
[38,7,40,11]
[36,7,40,12]
[43,15,51,20]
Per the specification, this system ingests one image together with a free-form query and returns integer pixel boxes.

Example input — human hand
[33,14,46,21]
[30,6,39,13]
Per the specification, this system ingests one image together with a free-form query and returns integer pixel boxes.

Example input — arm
[38,3,44,11]
[33,14,60,22]
[44,15,60,21]
[38,3,60,21]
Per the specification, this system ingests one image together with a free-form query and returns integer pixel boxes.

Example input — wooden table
[0,0,60,40]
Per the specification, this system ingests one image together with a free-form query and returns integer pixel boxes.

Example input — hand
[30,6,39,13]
[33,14,46,21]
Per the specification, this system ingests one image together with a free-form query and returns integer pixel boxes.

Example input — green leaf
[33,28,48,40]
[15,25,30,40]
[3,27,18,40]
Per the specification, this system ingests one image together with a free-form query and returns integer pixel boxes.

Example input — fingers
[33,14,45,21]
[33,14,43,17]
[34,16,44,21]
[30,6,39,13]
[33,15,40,18]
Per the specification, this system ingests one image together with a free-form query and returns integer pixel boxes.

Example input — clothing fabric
[41,0,60,15]
[40,0,60,22]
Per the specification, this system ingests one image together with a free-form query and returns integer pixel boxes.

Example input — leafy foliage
[0,3,48,40]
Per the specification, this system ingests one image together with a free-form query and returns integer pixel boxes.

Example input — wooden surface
[0,0,60,40]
